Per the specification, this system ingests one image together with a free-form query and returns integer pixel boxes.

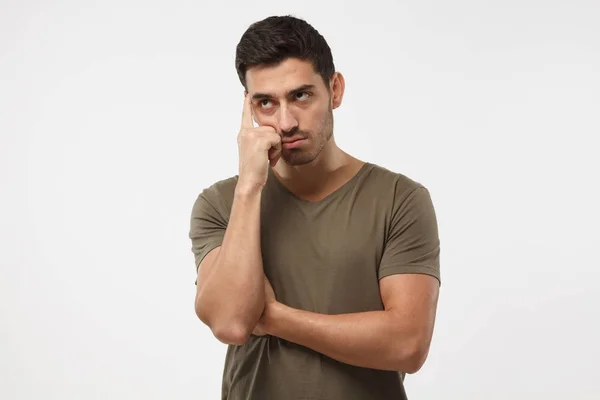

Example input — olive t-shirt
[189,162,441,400]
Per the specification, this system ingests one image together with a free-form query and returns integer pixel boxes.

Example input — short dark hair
[235,16,336,89]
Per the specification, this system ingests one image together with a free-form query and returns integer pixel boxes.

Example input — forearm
[265,303,426,373]
[197,186,265,340]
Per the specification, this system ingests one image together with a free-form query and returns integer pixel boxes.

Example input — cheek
[305,104,329,127]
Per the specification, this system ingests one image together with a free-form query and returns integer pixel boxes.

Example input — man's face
[245,58,335,166]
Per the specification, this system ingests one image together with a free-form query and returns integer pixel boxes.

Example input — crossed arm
[254,273,440,374]
[192,186,440,373]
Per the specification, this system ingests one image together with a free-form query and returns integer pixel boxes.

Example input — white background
[1,0,599,399]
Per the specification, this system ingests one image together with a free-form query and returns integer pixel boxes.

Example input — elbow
[212,324,251,346]
[197,308,252,345]
[402,348,429,374]
[394,339,431,374]
[195,296,252,346]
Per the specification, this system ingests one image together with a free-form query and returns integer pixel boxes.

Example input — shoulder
[361,162,428,202]
[200,175,239,201]
[191,175,239,217]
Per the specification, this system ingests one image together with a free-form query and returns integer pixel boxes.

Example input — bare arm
[195,187,265,345]
[260,274,438,373]
[194,94,281,346]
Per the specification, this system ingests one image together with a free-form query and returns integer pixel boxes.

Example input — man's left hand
[252,276,277,337]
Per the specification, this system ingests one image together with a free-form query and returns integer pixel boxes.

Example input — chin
[282,150,318,166]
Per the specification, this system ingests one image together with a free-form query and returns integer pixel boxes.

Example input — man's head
[235,16,345,166]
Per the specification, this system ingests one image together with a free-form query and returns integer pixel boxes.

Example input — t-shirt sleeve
[378,185,441,285]
[189,186,229,274]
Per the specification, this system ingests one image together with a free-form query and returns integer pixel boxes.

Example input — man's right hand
[237,94,282,192]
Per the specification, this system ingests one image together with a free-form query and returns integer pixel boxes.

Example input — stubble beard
[282,106,334,166]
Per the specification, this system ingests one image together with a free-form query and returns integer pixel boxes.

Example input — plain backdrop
[1,0,599,399]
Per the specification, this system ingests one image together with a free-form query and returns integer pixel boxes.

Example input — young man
[189,15,441,400]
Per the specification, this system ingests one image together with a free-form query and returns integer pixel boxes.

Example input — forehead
[245,58,325,97]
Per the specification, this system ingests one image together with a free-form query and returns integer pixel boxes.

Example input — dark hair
[235,16,336,89]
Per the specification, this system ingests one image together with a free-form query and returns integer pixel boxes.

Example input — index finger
[241,93,254,129]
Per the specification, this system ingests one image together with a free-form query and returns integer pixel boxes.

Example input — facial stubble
[282,105,334,166]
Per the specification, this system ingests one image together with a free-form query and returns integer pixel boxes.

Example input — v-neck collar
[268,162,373,206]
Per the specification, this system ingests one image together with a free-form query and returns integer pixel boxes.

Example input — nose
[278,105,298,134]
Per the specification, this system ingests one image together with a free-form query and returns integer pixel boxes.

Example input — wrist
[264,301,286,336]
[234,182,264,198]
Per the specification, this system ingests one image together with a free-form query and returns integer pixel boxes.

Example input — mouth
[281,134,306,143]
[282,137,306,150]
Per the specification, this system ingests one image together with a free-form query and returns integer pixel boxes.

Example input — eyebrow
[251,84,316,101]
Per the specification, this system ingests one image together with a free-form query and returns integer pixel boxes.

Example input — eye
[259,99,274,109]
[295,92,311,101]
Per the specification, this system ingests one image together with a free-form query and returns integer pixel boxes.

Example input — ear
[329,72,345,110]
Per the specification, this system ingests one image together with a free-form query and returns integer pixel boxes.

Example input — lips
[281,136,306,144]
[282,137,306,149]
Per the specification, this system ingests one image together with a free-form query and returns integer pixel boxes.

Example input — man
[189,15,441,400]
